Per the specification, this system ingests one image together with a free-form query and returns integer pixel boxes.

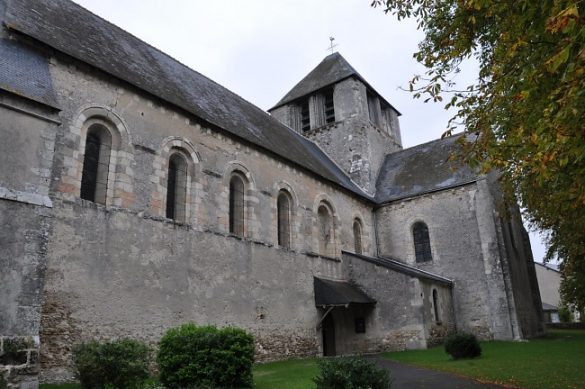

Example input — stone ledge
[0,187,52,208]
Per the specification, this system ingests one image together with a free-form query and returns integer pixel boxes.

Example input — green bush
[558,305,572,323]
[157,324,255,388]
[72,338,150,389]
[313,356,390,389]
[444,332,482,360]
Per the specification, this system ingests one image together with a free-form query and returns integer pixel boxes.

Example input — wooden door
[322,313,336,356]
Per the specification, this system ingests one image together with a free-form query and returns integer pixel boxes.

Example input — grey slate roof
[0,38,58,108]
[314,277,376,307]
[375,135,477,203]
[535,262,560,273]
[4,0,370,198]
[270,52,400,114]
[343,251,453,286]
[272,53,359,109]
[542,302,558,311]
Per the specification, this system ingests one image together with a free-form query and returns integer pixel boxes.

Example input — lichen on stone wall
[254,333,317,362]
[39,292,81,373]
[427,324,455,347]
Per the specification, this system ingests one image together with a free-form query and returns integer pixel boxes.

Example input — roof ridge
[68,1,211,89]
[69,0,277,126]
[535,261,560,272]
[392,132,465,154]
[270,51,359,109]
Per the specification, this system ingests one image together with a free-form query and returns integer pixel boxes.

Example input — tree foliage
[372,0,585,310]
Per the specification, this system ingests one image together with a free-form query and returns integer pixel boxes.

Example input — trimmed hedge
[313,356,390,389]
[72,338,150,389]
[157,324,255,388]
[444,332,482,360]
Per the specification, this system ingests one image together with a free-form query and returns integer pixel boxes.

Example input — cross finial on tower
[328,37,338,54]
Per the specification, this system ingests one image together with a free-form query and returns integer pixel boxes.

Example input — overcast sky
[74,0,549,263]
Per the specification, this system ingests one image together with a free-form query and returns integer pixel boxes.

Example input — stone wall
[270,77,402,194]
[492,181,545,338]
[40,199,345,381]
[375,183,516,340]
[0,82,59,387]
[419,281,455,346]
[312,77,402,194]
[343,253,428,352]
[34,52,385,381]
[0,336,39,389]
[47,56,376,257]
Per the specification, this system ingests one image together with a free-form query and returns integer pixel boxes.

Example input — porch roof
[314,277,376,308]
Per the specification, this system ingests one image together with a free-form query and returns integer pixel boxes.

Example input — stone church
[0,0,544,386]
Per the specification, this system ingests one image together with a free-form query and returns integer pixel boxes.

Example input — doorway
[322,312,336,356]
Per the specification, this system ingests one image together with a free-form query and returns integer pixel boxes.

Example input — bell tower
[269,53,402,194]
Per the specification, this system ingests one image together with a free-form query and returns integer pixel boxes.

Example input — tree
[372,0,585,310]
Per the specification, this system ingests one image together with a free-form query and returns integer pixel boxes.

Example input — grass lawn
[254,358,319,389]
[39,359,320,389]
[382,329,585,389]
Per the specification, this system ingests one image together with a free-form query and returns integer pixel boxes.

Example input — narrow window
[413,222,432,262]
[80,124,112,204]
[432,289,441,324]
[353,219,363,255]
[300,99,310,132]
[277,191,291,248]
[367,92,380,126]
[166,152,188,222]
[318,204,333,256]
[324,89,335,124]
[229,174,245,236]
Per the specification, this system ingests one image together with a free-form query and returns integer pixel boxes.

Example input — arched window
[353,218,363,255]
[166,152,188,222]
[413,222,432,262]
[80,124,112,204]
[318,204,334,257]
[229,174,245,236]
[277,190,291,248]
[432,289,441,323]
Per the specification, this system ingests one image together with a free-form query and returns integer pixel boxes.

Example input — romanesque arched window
[80,124,112,204]
[166,152,188,222]
[353,218,363,255]
[318,203,334,257]
[432,289,441,323]
[277,190,291,248]
[413,221,432,262]
[229,174,245,236]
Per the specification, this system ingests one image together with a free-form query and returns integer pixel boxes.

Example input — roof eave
[375,179,478,207]
[342,250,453,286]
[269,73,402,116]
